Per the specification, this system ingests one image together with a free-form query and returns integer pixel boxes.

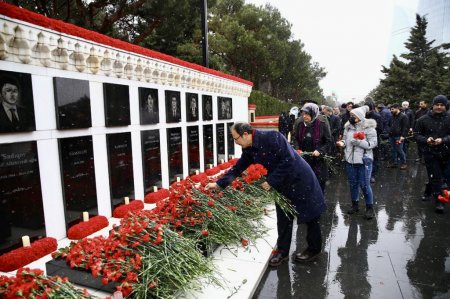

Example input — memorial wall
[0,4,252,254]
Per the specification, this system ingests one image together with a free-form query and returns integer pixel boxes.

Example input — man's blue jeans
[389,137,406,165]
[345,159,374,205]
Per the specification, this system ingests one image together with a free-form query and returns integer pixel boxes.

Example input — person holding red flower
[414,95,450,214]
[336,105,378,219]
[206,122,326,266]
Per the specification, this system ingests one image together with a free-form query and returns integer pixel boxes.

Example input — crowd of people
[207,95,448,268]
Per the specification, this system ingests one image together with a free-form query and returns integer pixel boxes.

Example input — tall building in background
[418,0,450,48]
[385,0,419,65]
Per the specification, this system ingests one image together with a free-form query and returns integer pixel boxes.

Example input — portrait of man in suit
[139,88,159,124]
[0,71,35,133]
[202,95,213,121]
[186,93,199,122]
[165,90,181,123]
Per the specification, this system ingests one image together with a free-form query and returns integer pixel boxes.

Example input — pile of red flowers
[205,166,221,176]
[0,237,57,272]
[113,200,144,218]
[67,216,109,240]
[0,267,96,298]
[188,172,208,185]
[219,162,231,170]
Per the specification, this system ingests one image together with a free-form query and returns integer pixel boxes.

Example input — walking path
[254,155,450,299]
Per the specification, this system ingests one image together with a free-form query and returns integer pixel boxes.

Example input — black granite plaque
[59,136,98,228]
[187,126,200,174]
[216,124,225,163]
[186,93,199,122]
[203,125,214,167]
[103,83,130,127]
[0,141,45,254]
[202,95,213,121]
[53,77,92,129]
[227,122,235,156]
[107,132,134,209]
[0,70,36,133]
[46,258,117,293]
[218,97,232,120]
[165,91,181,123]
[167,127,183,182]
[139,87,159,124]
[141,130,162,193]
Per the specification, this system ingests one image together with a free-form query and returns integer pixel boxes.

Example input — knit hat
[432,95,448,107]
[300,103,319,122]
[350,105,369,122]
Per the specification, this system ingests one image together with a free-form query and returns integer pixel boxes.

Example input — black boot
[365,204,374,219]
[347,201,359,214]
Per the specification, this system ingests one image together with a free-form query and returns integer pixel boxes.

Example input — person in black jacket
[294,103,333,192]
[388,103,409,169]
[402,101,415,157]
[415,95,450,213]
[364,97,382,183]
[414,100,429,163]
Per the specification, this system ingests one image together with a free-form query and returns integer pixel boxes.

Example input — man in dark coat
[388,103,409,169]
[414,100,429,162]
[206,122,326,266]
[415,95,450,213]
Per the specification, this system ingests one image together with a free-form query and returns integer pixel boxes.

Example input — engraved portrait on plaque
[202,95,213,121]
[139,88,159,124]
[165,91,181,123]
[218,97,232,120]
[0,70,35,133]
[186,93,199,122]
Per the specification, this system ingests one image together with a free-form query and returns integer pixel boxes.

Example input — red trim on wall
[251,122,278,126]
[248,104,257,108]
[255,115,277,119]
[0,3,253,87]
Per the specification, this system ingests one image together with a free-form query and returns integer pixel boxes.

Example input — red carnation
[201,229,209,236]
[144,188,171,203]
[67,216,109,240]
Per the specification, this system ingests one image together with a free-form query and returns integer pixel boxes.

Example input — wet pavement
[253,151,450,299]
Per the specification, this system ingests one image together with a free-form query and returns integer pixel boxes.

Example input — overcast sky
[245,0,419,103]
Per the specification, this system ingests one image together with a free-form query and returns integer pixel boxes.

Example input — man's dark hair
[232,122,253,135]
[391,103,400,109]
[0,75,20,91]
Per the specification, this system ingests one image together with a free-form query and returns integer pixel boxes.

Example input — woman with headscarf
[294,103,333,192]
[336,105,378,219]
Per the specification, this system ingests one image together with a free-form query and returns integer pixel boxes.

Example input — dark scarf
[297,119,321,149]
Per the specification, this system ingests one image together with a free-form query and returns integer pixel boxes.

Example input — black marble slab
[227,122,235,156]
[53,77,91,129]
[141,130,162,193]
[167,127,183,182]
[0,141,45,254]
[58,136,98,228]
[103,83,130,127]
[187,126,200,174]
[203,124,214,167]
[46,258,117,293]
[216,123,225,162]
[106,132,134,210]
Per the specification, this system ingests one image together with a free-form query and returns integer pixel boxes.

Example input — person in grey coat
[206,122,326,266]
[336,105,378,219]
